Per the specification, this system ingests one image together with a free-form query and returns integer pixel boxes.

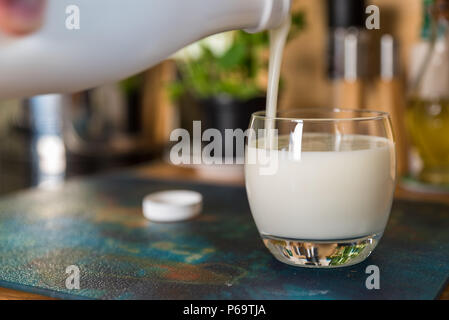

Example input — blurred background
[0,0,448,195]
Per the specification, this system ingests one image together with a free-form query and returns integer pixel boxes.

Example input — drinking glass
[245,108,396,268]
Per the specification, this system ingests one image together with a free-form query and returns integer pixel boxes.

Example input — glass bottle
[407,0,449,185]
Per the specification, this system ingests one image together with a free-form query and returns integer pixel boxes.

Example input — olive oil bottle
[407,0,449,185]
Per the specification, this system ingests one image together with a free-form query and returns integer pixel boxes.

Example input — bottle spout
[245,0,292,33]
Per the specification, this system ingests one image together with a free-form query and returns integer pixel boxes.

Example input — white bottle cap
[142,190,203,223]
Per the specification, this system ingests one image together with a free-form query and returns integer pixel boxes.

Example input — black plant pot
[199,95,266,159]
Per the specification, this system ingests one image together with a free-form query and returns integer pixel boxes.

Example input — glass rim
[251,108,391,122]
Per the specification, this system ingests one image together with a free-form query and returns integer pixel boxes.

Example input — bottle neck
[433,0,449,19]
[245,0,291,33]
[422,0,434,39]
[414,23,449,100]
[430,0,449,38]
[202,0,291,35]
[410,0,449,99]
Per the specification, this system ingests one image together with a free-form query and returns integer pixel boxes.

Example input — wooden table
[1,161,448,300]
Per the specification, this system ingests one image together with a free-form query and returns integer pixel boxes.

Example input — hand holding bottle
[0,0,290,98]
[0,0,46,35]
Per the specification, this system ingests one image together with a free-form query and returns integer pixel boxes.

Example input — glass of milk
[245,108,396,268]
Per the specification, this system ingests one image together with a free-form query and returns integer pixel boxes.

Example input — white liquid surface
[245,134,396,240]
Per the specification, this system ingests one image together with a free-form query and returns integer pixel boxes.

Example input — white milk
[245,134,395,240]
[263,15,291,150]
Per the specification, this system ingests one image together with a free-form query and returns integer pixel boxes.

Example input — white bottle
[0,0,291,99]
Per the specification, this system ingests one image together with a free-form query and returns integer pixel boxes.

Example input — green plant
[169,12,305,102]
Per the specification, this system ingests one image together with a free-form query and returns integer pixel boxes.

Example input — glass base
[262,233,381,268]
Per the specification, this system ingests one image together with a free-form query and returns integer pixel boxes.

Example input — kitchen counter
[0,161,448,300]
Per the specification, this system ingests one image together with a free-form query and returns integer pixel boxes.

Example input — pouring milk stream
[265,16,291,148]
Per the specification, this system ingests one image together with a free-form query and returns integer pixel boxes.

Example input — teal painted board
[0,171,448,299]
